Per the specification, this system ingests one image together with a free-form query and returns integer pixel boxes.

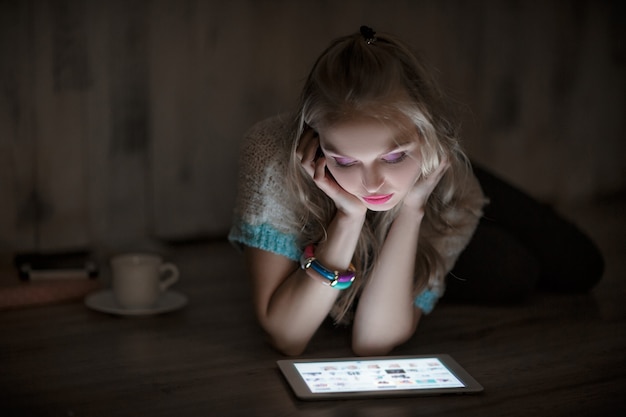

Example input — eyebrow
[322,141,414,158]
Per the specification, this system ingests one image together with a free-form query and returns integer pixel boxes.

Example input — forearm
[352,208,424,355]
[259,211,365,354]
[261,267,338,355]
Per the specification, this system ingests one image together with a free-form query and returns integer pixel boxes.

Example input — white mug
[110,254,179,309]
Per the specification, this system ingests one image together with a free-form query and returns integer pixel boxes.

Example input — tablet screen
[295,357,464,392]
[278,354,483,400]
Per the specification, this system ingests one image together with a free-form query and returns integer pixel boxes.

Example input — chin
[365,202,398,212]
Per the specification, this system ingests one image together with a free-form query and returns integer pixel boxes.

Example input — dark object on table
[14,251,99,281]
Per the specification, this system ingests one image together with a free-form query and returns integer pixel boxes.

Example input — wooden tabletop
[1,241,624,417]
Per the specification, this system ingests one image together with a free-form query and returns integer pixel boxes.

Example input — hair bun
[359,26,377,44]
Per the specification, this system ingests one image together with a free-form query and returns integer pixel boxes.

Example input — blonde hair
[286,29,471,323]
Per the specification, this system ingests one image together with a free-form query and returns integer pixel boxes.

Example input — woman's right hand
[296,129,367,218]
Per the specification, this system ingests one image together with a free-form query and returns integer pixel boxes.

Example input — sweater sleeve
[228,117,302,262]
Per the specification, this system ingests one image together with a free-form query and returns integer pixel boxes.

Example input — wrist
[300,244,356,290]
[336,203,367,221]
[335,208,367,227]
[398,202,426,222]
[314,211,364,271]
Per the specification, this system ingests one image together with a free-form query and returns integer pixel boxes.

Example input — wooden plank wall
[1,0,624,253]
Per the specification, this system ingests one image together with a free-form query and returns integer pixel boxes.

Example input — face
[318,118,422,211]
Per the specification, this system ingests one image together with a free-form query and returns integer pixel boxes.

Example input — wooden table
[1,241,625,416]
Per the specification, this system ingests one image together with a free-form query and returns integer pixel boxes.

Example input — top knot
[360,25,377,44]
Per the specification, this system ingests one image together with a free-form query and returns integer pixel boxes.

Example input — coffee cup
[110,254,179,309]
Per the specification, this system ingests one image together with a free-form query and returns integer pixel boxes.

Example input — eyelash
[333,159,357,168]
[333,152,408,168]
[383,152,408,164]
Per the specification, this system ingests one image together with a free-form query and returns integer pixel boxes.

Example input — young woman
[228,27,604,356]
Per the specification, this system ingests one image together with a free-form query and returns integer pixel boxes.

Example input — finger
[295,130,310,160]
[312,157,341,196]
[313,156,327,182]
[296,135,320,179]
[296,129,318,162]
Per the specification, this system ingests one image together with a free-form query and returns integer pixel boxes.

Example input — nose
[361,166,385,193]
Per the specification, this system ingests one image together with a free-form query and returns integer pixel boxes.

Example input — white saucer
[85,290,188,316]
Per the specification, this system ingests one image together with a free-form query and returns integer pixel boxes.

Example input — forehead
[318,117,416,155]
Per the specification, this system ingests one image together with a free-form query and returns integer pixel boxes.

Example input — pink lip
[363,194,394,205]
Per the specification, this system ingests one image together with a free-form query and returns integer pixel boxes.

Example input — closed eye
[382,151,408,164]
[333,157,358,167]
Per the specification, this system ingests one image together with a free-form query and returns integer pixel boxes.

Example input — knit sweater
[228,115,486,314]
[229,115,302,261]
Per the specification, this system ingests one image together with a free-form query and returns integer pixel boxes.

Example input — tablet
[277,354,483,400]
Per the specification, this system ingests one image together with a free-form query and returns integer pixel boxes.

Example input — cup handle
[159,263,180,291]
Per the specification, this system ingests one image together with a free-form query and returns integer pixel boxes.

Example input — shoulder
[242,114,295,155]
[246,113,294,135]
[421,160,486,275]
[458,163,488,216]
[236,114,296,182]
[428,158,487,235]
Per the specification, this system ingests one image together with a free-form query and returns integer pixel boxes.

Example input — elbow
[352,340,404,356]
[351,341,395,357]
[259,320,311,356]
[270,335,307,356]
[351,320,418,357]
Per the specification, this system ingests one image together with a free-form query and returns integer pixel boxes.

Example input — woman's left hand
[402,156,450,213]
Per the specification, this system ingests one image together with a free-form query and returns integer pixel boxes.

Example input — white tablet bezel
[277,354,484,400]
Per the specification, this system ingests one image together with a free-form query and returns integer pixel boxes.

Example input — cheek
[389,162,422,189]
[326,166,362,192]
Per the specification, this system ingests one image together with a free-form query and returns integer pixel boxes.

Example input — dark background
[1,0,624,254]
